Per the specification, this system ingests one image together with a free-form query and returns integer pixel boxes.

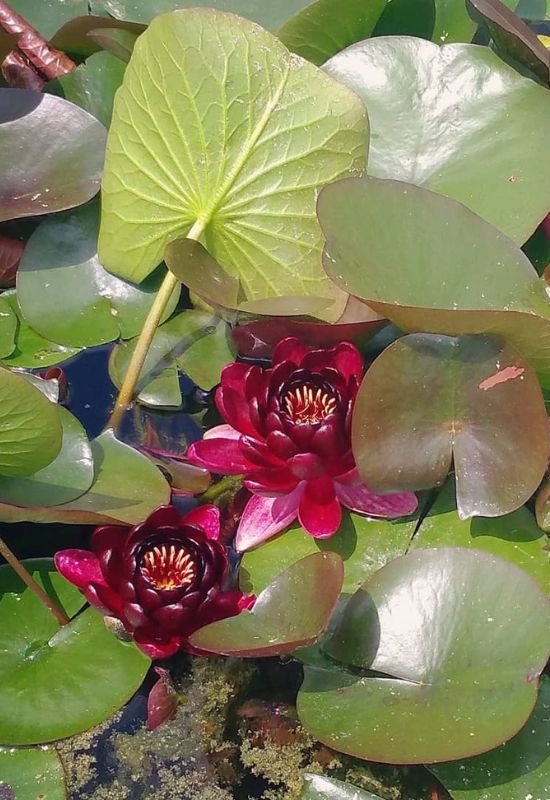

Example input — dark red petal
[181,504,221,540]
[283,420,315,449]
[239,436,283,468]
[91,525,128,558]
[123,602,149,628]
[266,411,284,433]
[271,337,309,366]
[298,477,342,538]
[54,550,104,590]
[151,603,193,630]
[287,452,326,480]
[133,631,183,660]
[268,361,297,393]
[87,582,124,618]
[332,342,364,381]
[217,386,258,436]
[219,361,250,392]
[244,467,299,494]
[266,430,297,460]
[187,437,252,475]
[143,505,181,529]
[311,419,344,458]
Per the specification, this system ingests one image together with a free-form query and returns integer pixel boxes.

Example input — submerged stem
[106,221,205,432]
[0,537,69,626]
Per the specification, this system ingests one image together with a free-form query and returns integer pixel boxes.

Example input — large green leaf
[239,511,418,596]
[0,560,149,745]
[0,293,16,359]
[190,552,344,656]
[109,310,234,407]
[0,368,62,477]
[301,774,384,800]
[298,548,550,764]
[318,177,550,386]
[324,38,550,244]
[0,407,93,507]
[0,747,66,800]
[4,0,88,39]
[431,675,550,800]
[411,479,549,591]
[0,290,80,369]
[99,9,367,319]
[17,203,179,348]
[0,430,170,525]
[55,51,126,128]
[0,90,106,222]
[351,333,549,518]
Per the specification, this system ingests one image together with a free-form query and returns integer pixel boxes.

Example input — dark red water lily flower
[187,338,417,550]
[54,505,254,659]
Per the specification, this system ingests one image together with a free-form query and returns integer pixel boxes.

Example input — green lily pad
[0,746,66,800]
[0,560,149,745]
[55,51,127,128]
[351,333,549,518]
[190,552,344,656]
[0,367,62,478]
[17,202,179,348]
[318,177,550,386]
[0,90,106,223]
[4,0,88,39]
[298,548,550,764]
[109,310,234,407]
[87,27,141,62]
[0,430,170,525]
[431,675,550,800]
[301,774,385,800]
[0,290,80,369]
[0,407,93,507]
[0,293,16,360]
[239,511,418,596]
[51,16,146,59]
[0,559,87,614]
[411,479,549,591]
[99,9,366,319]
[324,38,550,244]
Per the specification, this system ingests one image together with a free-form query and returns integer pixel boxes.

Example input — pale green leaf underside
[99,9,367,314]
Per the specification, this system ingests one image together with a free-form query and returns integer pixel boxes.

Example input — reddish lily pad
[0,90,106,222]
[190,552,344,656]
[298,548,550,764]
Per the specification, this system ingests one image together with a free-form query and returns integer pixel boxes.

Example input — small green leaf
[17,202,179,348]
[0,746,66,800]
[301,774,385,800]
[0,560,149,745]
[0,367,62,477]
[55,51,127,128]
[190,552,344,656]
[298,548,550,764]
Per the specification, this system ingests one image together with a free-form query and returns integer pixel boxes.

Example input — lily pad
[17,202,180,348]
[351,333,549,518]
[0,407,93,507]
[298,548,550,764]
[109,311,234,407]
[0,746,66,800]
[411,478,549,591]
[431,675,550,800]
[0,560,149,745]
[318,177,550,386]
[0,367,62,478]
[323,38,550,243]
[99,9,366,319]
[4,0,88,39]
[0,294,16,360]
[301,774,385,800]
[0,290,80,369]
[87,27,141,62]
[239,511,418,596]
[0,430,171,525]
[50,16,146,58]
[55,51,126,128]
[0,90,106,222]
[190,552,344,656]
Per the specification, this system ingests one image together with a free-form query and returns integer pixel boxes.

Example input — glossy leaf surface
[432,675,550,800]
[17,203,179,348]
[324,38,550,243]
[99,9,366,318]
[0,90,106,222]
[0,367,62,477]
[411,479,549,591]
[319,177,550,386]
[0,560,149,745]
[301,774,384,800]
[56,51,126,128]
[0,294,16,359]
[190,552,344,656]
[298,548,550,763]
[0,746,66,800]
[352,334,549,517]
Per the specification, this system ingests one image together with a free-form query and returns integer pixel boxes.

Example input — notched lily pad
[190,552,344,656]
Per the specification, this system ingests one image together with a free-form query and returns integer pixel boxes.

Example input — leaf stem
[106,220,205,431]
[0,537,69,626]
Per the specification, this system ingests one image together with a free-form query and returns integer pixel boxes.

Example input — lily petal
[187,436,252,474]
[235,487,303,551]
[298,476,342,538]
[182,504,220,540]
[55,549,104,590]
[335,478,418,518]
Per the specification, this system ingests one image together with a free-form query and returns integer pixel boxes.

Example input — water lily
[187,338,417,550]
[54,505,254,659]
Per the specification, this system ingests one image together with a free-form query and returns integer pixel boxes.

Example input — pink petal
[187,436,252,474]
[182,504,220,540]
[335,478,418,519]
[244,467,299,494]
[216,386,258,436]
[235,487,303,551]
[298,476,342,538]
[133,631,183,660]
[55,549,104,590]
[287,452,325,480]
[332,342,364,381]
[271,337,309,366]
